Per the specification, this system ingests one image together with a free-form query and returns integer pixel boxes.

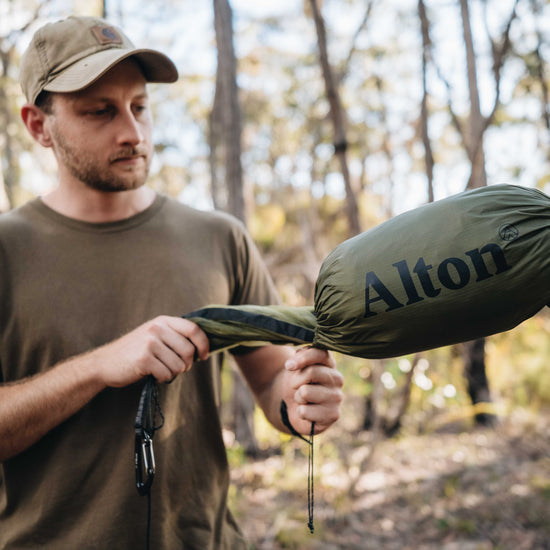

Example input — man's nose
[116,109,144,146]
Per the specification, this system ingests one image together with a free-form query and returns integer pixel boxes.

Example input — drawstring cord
[135,376,164,550]
[135,383,316,546]
[280,400,316,533]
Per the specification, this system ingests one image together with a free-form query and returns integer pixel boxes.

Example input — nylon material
[187,304,315,327]
[316,265,548,359]
[314,283,362,322]
[313,327,396,359]
[312,185,550,359]
[512,224,550,274]
[185,305,316,352]
[314,259,364,321]
[501,231,550,306]
[189,322,288,353]
[185,186,549,361]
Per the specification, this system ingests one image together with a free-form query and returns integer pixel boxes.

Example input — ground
[228,404,550,550]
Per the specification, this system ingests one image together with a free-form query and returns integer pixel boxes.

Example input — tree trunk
[427,0,516,427]
[462,339,497,426]
[0,34,21,211]
[209,81,225,210]
[1,5,47,211]
[0,51,15,211]
[362,360,385,432]
[362,356,419,438]
[383,355,419,437]
[212,0,257,454]
[418,0,435,203]
[212,0,246,222]
[458,0,494,424]
[308,0,361,237]
[459,0,487,190]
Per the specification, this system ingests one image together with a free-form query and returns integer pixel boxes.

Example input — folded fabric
[185,184,550,359]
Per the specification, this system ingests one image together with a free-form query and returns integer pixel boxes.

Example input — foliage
[1,2,549,545]
[3,0,548,445]
[3,0,548,423]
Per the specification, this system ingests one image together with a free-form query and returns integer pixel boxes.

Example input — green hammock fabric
[185,305,316,353]
[185,184,550,359]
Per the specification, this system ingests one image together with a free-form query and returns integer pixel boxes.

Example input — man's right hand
[94,316,210,387]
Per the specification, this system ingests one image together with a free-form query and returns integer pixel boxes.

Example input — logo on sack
[364,243,512,317]
[499,223,519,242]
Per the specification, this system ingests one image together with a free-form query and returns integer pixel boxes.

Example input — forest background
[1,0,550,548]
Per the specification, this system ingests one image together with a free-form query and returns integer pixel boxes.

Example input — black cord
[307,420,315,534]
[146,490,152,550]
[280,400,316,533]
[135,377,165,550]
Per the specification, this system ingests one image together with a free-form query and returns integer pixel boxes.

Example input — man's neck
[41,185,156,223]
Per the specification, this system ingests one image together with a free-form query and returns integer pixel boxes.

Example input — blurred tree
[413,0,519,427]
[0,2,44,212]
[211,0,258,455]
[0,37,17,211]
[211,0,245,221]
[418,0,434,203]
[434,0,519,188]
[458,0,518,425]
[307,0,361,237]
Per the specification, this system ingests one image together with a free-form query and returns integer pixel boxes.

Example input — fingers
[294,385,342,428]
[144,316,210,382]
[150,317,209,361]
[284,346,343,432]
[285,347,342,391]
[285,346,336,373]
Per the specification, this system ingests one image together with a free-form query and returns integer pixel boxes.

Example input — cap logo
[91,25,123,45]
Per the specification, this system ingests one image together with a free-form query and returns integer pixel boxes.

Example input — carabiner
[135,432,155,496]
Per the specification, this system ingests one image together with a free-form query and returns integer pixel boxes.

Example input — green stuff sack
[313,183,549,357]
[186,184,550,359]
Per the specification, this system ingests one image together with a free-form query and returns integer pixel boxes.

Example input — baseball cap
[20,15,179,104]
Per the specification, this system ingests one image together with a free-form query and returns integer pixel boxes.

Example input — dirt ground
[229,406,550,550]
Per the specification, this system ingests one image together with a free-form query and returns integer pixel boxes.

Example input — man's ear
[21,104,53,148]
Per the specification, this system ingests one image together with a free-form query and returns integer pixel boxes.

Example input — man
[0,16,343,549]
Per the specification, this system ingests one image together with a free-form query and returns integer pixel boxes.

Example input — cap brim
[44,48,178,94]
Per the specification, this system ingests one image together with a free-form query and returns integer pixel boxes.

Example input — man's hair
[35,91,54,114]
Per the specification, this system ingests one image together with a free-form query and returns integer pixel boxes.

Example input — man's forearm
[235,345,294,432]
[0,315,210,462]
[0,353,106,462]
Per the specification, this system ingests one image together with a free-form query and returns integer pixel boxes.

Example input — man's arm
[235,345,343,436]
[0,316,209,462]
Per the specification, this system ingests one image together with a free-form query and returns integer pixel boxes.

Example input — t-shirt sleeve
[226,218,280,308]
[224,218,281,355]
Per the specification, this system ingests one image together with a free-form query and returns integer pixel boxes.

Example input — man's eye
[88,108,113,117]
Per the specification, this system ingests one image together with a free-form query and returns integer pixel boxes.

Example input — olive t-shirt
[0,194,279,549]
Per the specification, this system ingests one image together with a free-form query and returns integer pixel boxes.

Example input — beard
[50,124,151,192]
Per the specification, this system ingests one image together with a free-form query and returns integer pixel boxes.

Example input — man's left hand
[282,347,343,435]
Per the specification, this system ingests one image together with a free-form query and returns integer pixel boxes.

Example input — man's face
[45,58,154,192]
